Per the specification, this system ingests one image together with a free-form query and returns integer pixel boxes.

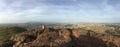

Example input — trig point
[41,25,46,30]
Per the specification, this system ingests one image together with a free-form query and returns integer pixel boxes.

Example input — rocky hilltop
[1,26,120,47]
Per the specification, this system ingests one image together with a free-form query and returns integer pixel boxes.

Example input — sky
[0,0,120,23]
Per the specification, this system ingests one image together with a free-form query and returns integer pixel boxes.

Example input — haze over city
[0,0,120,23]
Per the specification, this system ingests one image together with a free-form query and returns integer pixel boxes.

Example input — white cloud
[0,0,120,23]
[0,0,44,23]
[101,0,114,12]
[9,0,24,8]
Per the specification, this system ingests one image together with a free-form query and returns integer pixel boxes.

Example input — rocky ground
[1,27,120,47]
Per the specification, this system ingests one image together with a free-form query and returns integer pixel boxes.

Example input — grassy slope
[0,26,27,45]
[81,25,116,34]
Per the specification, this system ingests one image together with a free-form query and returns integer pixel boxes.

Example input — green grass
[81,25,120,37]
[0,26,27,45]
[81,26,113,34]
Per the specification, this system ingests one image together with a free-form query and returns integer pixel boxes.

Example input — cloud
[0,0,120,23]
[0,0,44,23]
[100,0,114,12]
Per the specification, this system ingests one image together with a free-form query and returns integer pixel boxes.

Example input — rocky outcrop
[1,27,120,47]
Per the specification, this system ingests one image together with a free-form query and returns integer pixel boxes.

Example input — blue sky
[0,0,120,23]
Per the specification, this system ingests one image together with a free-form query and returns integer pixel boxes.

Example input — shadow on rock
[65,35,117,47]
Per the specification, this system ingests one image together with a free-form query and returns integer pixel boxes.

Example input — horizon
[0,0,120,23]
[1,21,120,24]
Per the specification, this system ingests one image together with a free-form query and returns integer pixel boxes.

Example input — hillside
[1,26,120,47]
[0,26,27,45]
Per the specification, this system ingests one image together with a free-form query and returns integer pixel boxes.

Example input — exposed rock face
[1,27,120,47]
[72,29,90,38]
